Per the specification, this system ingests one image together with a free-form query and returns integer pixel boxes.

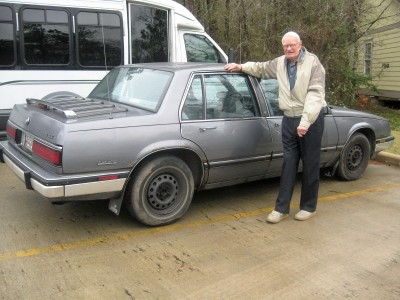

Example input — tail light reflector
[98,175,120,181]
[32,141,62,166]
[6,123,17,141]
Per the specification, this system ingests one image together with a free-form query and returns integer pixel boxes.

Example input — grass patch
[387,130,400,155]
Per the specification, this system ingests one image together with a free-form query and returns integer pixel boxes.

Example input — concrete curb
[374,151,400,167]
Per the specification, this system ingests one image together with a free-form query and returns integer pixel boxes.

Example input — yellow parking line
[318,182,400,202]
[1,182,400,262]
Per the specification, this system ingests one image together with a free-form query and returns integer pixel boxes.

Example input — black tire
[126,156,194,226]
[337,133,370,181]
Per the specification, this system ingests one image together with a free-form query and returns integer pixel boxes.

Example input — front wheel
[337,133,371,181]
[126,156,194,226]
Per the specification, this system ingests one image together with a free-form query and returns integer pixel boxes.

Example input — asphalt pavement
[1,153,400,299]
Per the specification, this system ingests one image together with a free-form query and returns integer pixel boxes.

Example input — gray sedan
[0,63,394,226]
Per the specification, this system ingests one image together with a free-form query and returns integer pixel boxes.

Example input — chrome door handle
[199,126,217,132]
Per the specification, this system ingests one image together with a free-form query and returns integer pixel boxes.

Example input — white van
[0,0,228,138]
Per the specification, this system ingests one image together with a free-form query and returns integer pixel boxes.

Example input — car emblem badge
[25,117,30,126]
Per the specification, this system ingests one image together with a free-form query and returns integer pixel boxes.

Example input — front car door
[259,78,339,176]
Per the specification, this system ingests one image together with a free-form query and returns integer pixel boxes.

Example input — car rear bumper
[0,140,129,201]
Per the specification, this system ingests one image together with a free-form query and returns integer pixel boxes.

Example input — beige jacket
[241,48,326,128]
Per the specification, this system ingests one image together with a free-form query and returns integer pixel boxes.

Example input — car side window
[181,76,204,120]
[204,74,259,119]
[260,79,282,116]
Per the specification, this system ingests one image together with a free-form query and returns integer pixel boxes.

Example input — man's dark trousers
[275,110,325,214]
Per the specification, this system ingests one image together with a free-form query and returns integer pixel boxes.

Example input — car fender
[344,122,375,145]
[130,138,208,185]
[325,121,375,176]
[341,121,375,155]
[134,138,207,162]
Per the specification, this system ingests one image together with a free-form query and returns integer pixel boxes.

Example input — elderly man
[224,31,327,223]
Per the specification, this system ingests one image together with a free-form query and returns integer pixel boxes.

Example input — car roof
[119,62,227,73]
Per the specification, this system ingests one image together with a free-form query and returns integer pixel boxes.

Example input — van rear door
[128,3,169,63]
[178,31,227,63]
[127,1,227,63]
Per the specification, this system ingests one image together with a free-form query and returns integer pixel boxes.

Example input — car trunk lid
[26,96,128,120]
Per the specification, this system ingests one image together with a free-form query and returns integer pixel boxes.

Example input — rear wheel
[126,156,194,226]
[337,133,370,181]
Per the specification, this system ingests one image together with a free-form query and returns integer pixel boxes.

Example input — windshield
[89,67,173,111]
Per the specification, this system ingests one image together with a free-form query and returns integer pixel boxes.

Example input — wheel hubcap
[147,174,178,211]
[346,145,363,170]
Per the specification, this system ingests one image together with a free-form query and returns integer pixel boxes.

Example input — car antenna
[100,14,113,118]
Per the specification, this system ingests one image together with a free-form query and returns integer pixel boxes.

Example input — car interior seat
[220,92,254,118]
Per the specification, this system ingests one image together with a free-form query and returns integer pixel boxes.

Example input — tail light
[6,123,17,141]
[32,141,62,166]
[6,121,62,166]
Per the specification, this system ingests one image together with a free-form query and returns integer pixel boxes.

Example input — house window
[364,42,372,75]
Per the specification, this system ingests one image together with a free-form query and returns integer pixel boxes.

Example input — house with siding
[357,0,400,102]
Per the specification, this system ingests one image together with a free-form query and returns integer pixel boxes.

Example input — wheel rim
[147,173,179,214]
[346,145,363,171]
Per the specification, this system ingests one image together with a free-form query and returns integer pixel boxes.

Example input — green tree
[176,0,393,106]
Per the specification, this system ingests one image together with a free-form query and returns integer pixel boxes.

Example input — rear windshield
[89,67,173,112]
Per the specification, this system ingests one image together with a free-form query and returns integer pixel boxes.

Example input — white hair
[282,31,301,43]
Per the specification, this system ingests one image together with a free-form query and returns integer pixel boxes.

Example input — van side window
[77,12,122,67]
[0,5,15,66]
[129,4,168,63]
[184,34,223,63]
[22,8,70,65]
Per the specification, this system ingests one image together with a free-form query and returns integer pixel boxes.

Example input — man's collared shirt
[287,49,305,91]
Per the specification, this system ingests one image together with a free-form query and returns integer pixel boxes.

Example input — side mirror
[323,106,331,115]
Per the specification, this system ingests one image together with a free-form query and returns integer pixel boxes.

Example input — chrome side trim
[208,155,268,168]
[65,179,126,197]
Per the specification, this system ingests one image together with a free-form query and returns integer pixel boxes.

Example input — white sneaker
[266,210,288,223]
[294,210,316,221]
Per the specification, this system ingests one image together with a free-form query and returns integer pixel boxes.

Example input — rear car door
[180,73,272,185]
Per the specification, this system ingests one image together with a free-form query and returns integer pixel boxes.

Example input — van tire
[41,91,81,100]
